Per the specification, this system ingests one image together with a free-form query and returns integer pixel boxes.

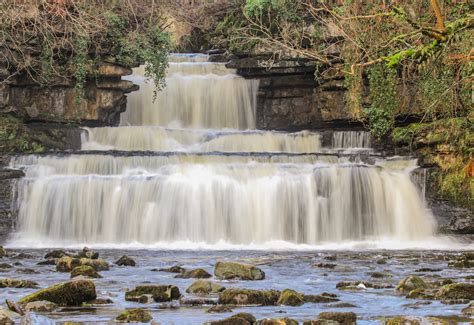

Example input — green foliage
[364,65,398,138]
[72,35,89,106]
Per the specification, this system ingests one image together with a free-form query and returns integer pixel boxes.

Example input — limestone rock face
[18,280,96,306]
[214,261,265,280]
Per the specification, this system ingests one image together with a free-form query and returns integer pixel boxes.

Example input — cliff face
[227,56,357,131]
[1,64,137,125]
[0,62,138,153]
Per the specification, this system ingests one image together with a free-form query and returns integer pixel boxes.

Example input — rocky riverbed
[0,246,473,324]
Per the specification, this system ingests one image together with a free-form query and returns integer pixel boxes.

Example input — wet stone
[24,301,57,313]
[158,265,185,273]
[175,268,212,279]
[70,265,102,278]
[318,311,357,324]
[207,305,233,313]
[218,289,280,306]
[204,312,256,325]
[115,308,152,323]
[0,279,38,288]
[256,318,298,325]
[314,263,336,269]
[186,280,226,295]
[125,285,181,303]
[115,255,136,267]
[215,261,265,280]
[44,250,68,259]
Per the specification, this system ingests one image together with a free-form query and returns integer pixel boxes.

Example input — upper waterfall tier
[121,54,259,129]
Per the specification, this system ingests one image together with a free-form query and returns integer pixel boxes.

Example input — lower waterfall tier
[13,163,435,246]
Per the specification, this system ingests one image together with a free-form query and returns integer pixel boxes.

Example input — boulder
[0,279,38,289]
[218,289,279,306]
[314,263,336,269]
[303,294,339,303]
[37,260,56,266]
[11,253,34,260]
[125,285,181,303]
[406,288,435,299]
[158,265,185,273]
[395,276,428,293]
[277,289,304,306]
[180,297,217,306]
[318,312,357,324]
[75,247,99,259]
[0,309,13,325]
[435,283,474,300]
[18,279,96,306]
[70,265,102,278]
[327,302,357,308]
[207,305,233,313]
[369,272,391,278]
[186,280,226,295]
[24,301,57,313]
[44,250,68,259]
[376,259,387,264]
[449,257,474,268]
[115,308,152,323]
[337,281,392,290]
[0,246,7,258]
[115,255,136,267]
[0,263,12,269]
[214,262,265,280]
[84,298,113,305]
[56,256,109,272]
[204,312,256,325]
[462,302,474,315]
[256,319,298,325]
[176,268,212,279]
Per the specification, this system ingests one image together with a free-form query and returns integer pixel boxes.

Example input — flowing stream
[8,53,438,248]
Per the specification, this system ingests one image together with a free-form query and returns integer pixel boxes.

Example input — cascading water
[9,54,436,247]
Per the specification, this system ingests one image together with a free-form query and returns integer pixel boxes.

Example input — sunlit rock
[214,262,265,280]
[18,279,96,306]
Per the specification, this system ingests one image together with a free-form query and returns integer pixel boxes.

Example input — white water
[10,54,438,248]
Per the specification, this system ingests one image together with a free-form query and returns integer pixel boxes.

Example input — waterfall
[332,130,372,149]
[9,54,436,247]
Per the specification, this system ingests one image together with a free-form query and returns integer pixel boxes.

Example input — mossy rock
[435,283,474,300]
[125,285,181,303]
[256,318,298,325]
[115,255,136,267]
[462,302,474,316]
[318,311,357,324]
[384,316,421,325]
[158,265,185,273]
[70,265,102,279]
[204,312,256,325]
[44,250,68,259]
[18,279,96,306]
[24,301,57,313]
[406,288,435,299]
[448,258,474,268]
[214,261,265,280]
[218,289,280,306]
[176,268,211,279]
[56,256,109,272]
[115,308,152,323]
[395,276,428,293]
[0,279,38,289]
[206,305,233,313]
[277,289,304,306]
[0,309,13,325]
[75,247,99,259]
[186,280,225,295]
[303,294,339,303]
[0,246,7,258]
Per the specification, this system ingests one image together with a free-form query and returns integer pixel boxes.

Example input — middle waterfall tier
[82,127,323,152]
